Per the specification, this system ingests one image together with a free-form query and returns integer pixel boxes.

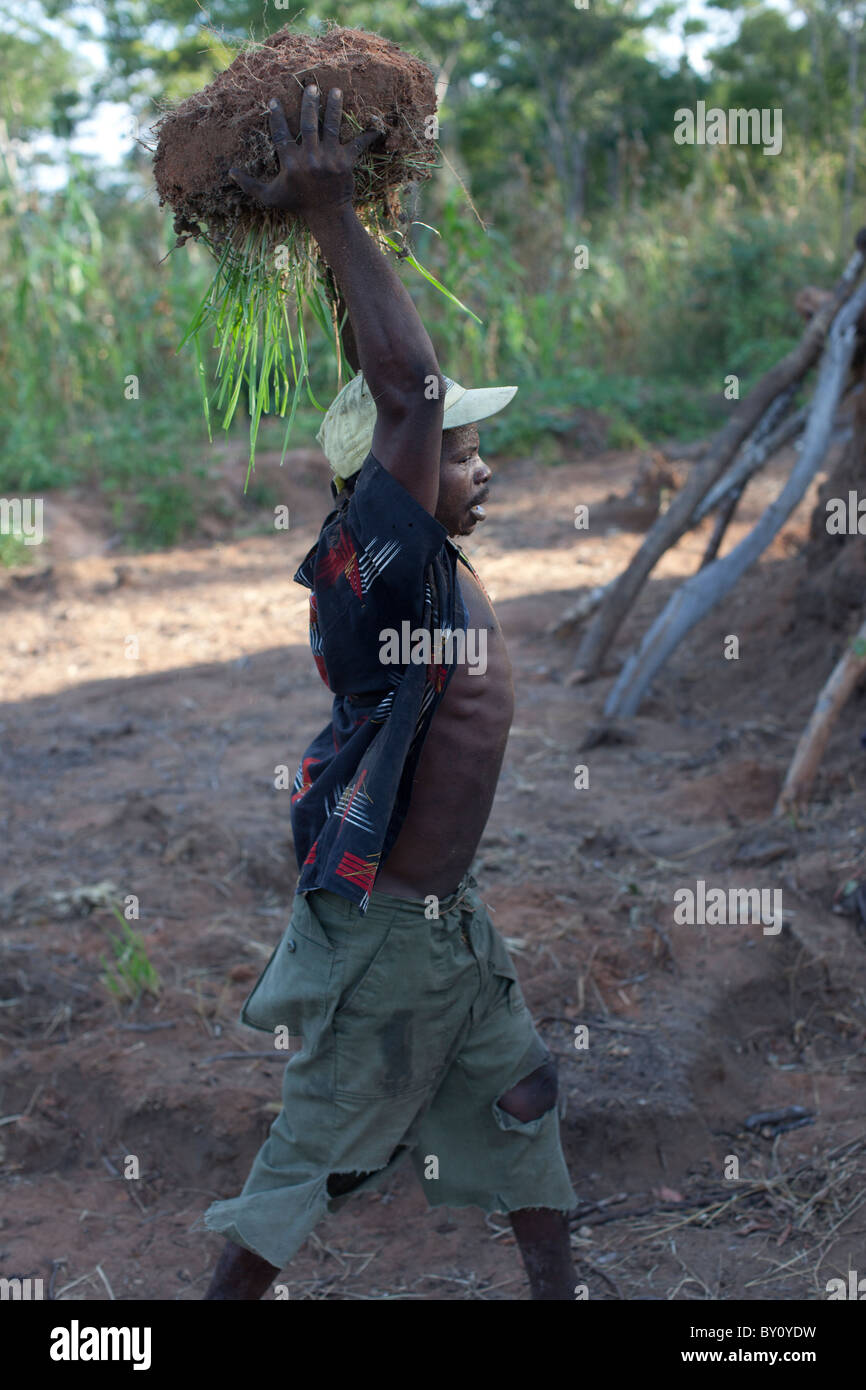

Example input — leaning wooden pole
[699,480,747,569]
[697,389,806,568]
[603,277,866,718]
[776,618,866,815]
[571,233,866,683]
[693,396,809,524]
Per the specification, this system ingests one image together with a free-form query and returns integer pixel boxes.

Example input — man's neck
[448,538,478,575]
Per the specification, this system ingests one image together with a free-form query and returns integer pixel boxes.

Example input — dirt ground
[1,430,864,1302]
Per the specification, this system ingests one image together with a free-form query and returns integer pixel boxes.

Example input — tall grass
[0,157,209,495]
[410,150,845,454]
[0,146,848,548]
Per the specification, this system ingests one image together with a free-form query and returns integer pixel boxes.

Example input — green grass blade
[381,233,483,325]
[193,331,212,443]
[279,369,304,467]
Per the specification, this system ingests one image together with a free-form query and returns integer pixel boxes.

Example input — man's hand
[230,86,382,218]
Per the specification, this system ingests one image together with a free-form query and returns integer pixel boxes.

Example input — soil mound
[153,25,437,242]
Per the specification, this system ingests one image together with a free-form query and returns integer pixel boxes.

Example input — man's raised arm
[231,85,445,514]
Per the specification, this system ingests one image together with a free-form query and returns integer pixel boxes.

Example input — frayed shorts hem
[202,1181,578,1273]
[201,1173,332,1271]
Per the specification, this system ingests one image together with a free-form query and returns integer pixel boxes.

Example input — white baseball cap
[316,372,518,490]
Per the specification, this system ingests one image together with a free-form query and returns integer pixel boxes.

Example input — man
[202,85,577,1300]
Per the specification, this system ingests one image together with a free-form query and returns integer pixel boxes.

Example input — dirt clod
[153,25,438,243]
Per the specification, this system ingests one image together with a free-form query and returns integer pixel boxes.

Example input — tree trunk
[572,237,866,682]
[775,616,866,815]
[699,481,746,569]
[693,399,809,523]
[602,277,866,718]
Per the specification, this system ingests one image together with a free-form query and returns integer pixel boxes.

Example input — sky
[4,0,785,188]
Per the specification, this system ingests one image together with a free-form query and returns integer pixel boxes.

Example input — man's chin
[455,507,487,537]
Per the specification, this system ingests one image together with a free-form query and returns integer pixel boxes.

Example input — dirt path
[2,441,864,1300]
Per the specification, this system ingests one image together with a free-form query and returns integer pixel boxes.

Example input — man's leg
[498,1059,576,1301]
[204,1241,280,1301]
[203,1168,382,1299]
[508,1208,575,1301]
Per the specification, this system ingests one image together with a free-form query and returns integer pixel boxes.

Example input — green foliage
[0,13,84,142]
[126,478,200,549]
[99,906,162,1004]
[0,533,36,568]
[242,477,281,509]
[0,156,209,495]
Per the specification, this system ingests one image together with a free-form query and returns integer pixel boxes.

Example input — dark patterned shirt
[290,451,474,913]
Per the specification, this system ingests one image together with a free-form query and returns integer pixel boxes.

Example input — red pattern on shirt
[317,526,362,599]
[292,756,320,804]
[335,851,378,894]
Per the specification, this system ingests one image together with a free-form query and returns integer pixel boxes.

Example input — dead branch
[603,277,866,718]
[697,396,810,567]
[572,234,866,682]
[775,616,866,815]
[695,371,860,531]
[699,481,747,568]
[694,399,810,523]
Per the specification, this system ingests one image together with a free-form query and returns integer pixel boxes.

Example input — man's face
[436,424,492,538]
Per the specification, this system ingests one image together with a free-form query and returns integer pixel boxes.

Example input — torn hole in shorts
[492,1102,546,1137]
[492,1054,559,1136]
[326,1168,376,1198]
[325,1144,411,1206]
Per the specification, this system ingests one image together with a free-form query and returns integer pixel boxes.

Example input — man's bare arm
[230,86,445,514]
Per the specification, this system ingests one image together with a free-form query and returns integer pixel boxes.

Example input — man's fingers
[322,87,342,145]
[268,97,294,168]
[230,167,267,200]
[300,83,320,144]
[351,126,383,159]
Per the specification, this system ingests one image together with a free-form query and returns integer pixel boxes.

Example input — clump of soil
[153,25,438,244]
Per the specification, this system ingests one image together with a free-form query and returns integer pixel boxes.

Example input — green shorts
[203,871,577,1269]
